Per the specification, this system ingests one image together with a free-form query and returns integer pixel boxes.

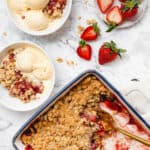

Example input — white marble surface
[0,0,150,149]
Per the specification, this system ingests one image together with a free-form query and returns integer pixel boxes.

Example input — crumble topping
[0,49,44,102]
[43,0,66,19]
[21,75,150,150]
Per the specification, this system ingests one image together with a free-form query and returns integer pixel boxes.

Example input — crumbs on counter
[86,19,97,25]
[66,60,77,66]
[77,25,85,34]
[56,57,77,66]
[83,0,88,7]
[2,32,8,37]
[56,57,64,63]
[78,16,82,20]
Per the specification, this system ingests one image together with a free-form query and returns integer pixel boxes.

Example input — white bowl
[6,0,72,36]
[0,41,55,111]
[96,0,148,29]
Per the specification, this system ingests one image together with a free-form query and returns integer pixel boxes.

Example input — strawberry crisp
[43,0,66,19]
[0,49,44,102]
[21,75,150,150]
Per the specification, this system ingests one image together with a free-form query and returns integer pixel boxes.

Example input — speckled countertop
[0,0,150,149]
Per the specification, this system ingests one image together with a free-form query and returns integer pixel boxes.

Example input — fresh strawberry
[120,0,141,20]
[106,6,123,24]
[98,41,126,65]
[105,6,123,32]
[77,40,92,61]
[122,7,138,19]
[97,0,114,13]
[81,23,100,41]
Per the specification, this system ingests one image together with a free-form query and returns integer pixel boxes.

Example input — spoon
[117,127,150,147]
[99,111,150,147]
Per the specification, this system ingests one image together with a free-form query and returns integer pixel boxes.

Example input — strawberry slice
[105,6,123,32]
[97,0,114,13]
[77,40,92,61]
[98,41,126,65]
[106,6,123,24]
[81,23,100,41]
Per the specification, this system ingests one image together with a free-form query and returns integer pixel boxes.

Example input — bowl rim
[12,69,150,150]
[0,41,55,112]
[6,0,72,36]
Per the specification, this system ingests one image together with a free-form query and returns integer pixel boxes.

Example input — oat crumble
[21,75,150,150]
[0,50,44,102]
[43,0,66,19]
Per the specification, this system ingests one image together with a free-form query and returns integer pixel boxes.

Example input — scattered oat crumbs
[56,57,63,63]
[27,8,31,11]
[78,25,84,34]
[66,60,77,66]
[83,0,88,7]
[78,16,82,20]
[2,32,7,37]
[86,19,97,25]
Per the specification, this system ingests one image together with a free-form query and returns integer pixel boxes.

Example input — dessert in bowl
[6,0,72,36]
[0,42,55,111]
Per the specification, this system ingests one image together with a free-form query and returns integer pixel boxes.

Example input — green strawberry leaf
[122,0,141,10]
[93,23,100,34]
[79,40,86,47]
[104,41,127,57]
[104,21,117,32]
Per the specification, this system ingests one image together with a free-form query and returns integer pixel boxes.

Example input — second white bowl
[0,41,55,111]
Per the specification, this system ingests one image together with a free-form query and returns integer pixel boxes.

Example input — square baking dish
[13,70,150,150]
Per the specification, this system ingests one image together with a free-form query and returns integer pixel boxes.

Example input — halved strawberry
[97,0,114,13]
[105,6,123,32]
[106,6,123,24]
[77,40,92,61]
[81,23,100,41]
[98,41,126,65]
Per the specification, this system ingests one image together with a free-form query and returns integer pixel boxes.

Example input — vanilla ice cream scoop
[16,48,34,72]
[25,0,49,10]
[8,0,26,11]
[24,10,49,31]
[33,66,51,80]
[15,46,51,81]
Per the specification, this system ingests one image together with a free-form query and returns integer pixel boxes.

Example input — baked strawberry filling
[21,76,150,150]
[0,50,44,102]
[43,0,66,18]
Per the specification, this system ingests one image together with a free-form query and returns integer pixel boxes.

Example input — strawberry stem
[104,21,117,32]
[79,40,86,47]
[121,0,141,11]
[104,41,127,57]
[92,23,100,34]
